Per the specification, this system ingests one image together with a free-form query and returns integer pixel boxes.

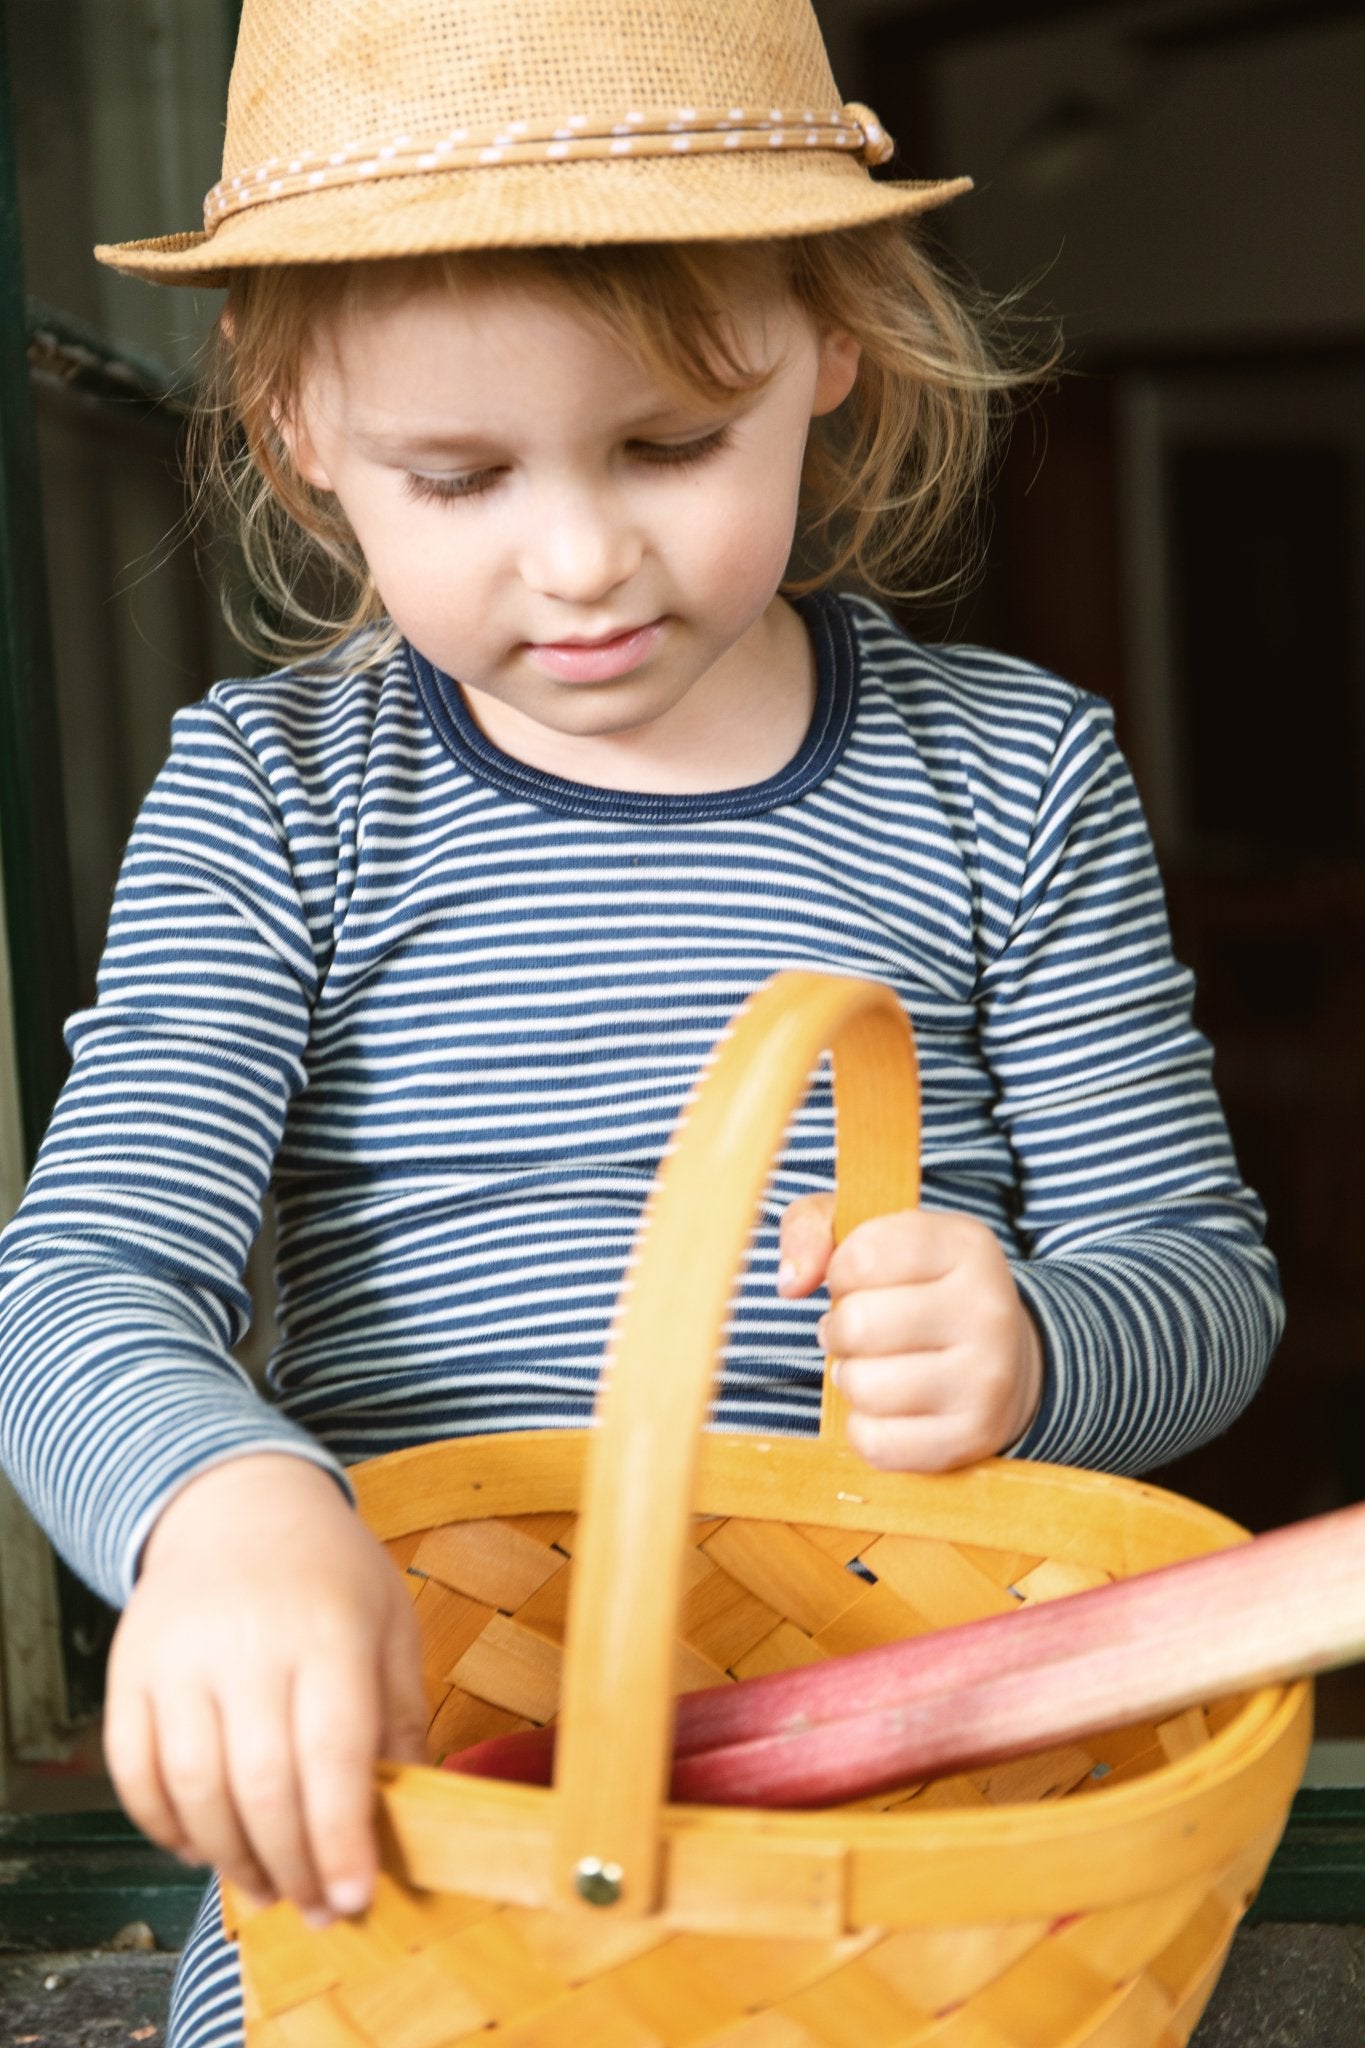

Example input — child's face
[284,269,858,763]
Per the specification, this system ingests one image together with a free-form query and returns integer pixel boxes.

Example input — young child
[0,1,1283,2042]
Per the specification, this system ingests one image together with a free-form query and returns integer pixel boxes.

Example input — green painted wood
[0,1812,209,1951]
[1251,1788,1365,1926]
[0,10,78,1172]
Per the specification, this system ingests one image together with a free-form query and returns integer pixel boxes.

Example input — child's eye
[402,468,503,504]
[630,425,733,468]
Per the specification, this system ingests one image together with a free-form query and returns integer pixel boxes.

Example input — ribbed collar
[404,589,858,822]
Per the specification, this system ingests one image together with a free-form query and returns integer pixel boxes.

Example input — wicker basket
[226,971,1311,2048]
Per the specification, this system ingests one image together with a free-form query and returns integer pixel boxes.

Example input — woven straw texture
[94,0,970,282]
[231,0,844,165]
[224,973,1311,2048]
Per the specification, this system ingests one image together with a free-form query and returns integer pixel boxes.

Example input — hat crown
[225,0,843,179]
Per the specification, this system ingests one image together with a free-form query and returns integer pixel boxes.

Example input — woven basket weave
[225,970,1311,2048]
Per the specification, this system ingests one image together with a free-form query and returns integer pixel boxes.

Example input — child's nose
[519,485,643,605]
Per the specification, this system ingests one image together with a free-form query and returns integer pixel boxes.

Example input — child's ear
[272,398,332,491]
[811,328,861,417]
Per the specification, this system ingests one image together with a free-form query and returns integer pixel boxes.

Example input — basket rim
[367,1675,1308,1930]
[376,1669,1306,1838]
[350,1429,1313,1929]
[352,1428,1259,1557]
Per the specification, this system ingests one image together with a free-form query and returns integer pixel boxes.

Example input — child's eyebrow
[358,429,509,459]
[353,402,738,459]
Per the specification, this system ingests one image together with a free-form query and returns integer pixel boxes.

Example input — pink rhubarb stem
[445,1501,1365,1807]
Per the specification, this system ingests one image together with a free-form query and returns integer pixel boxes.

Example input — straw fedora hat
[94,0,971,286]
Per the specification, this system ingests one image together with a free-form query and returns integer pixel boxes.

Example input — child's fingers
[154,1687,275,1903]
[776,1192,837,1296]
[287,1589,428,1921]
[822,1281,1014,1363]
[833,1351,952,1419]
[833,1320,1041,1469]
[102,1684,191,1859]
[219,1673,339,1914]
[292,1660,387,1919]
[821,1287,938,1363]
[824,1210,959,1297]
[842,1405,985,1474]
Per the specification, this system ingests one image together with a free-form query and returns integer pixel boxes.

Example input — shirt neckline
[403,589,858,822]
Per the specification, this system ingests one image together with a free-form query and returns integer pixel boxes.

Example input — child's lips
[524,619,665,682]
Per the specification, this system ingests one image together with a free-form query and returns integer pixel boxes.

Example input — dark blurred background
[811,0,1365,1618]
[0,0,1362,1795]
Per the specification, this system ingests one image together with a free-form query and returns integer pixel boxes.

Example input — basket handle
[552,970,920,1914]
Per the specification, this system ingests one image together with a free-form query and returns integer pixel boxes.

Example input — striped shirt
[0,591,1283,1612]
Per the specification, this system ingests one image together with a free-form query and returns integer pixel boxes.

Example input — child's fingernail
[816,1315,829,1348]
[303,1906,334,1931]
[829,1357,842,1389]
[326,1878,371,1918]
[777,1259,797,1293]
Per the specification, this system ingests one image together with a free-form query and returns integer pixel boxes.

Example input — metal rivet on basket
[574,1856,624,1906]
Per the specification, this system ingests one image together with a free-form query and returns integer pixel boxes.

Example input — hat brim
[94,154,972,286]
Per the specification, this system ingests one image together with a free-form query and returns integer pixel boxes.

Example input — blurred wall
[819,8,1365,1711]
[929,8,1365,349]
[10,0,237,997]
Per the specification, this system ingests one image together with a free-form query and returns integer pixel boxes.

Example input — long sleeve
[0,696,352,1609]
[976,694,1284,1472]
[0,602,1287,1610]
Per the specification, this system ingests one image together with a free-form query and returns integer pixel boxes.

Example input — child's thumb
[776,1192,837,1297]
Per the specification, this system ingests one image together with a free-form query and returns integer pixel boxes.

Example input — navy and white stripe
[0,588,1283,1614]
[0,590,1282,2046]
[165,1878,241,2048]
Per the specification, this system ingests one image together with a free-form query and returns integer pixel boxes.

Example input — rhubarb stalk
[444,1500,1365,1807]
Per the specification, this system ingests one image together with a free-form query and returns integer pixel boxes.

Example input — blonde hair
[191,225,1045,664]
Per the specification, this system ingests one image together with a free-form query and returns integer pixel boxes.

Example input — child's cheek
[704,494,802,607]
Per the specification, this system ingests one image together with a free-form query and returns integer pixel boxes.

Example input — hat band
[204,101,895,230]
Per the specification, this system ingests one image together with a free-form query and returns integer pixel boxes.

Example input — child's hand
[778,1196,1044,1470]
[103,1453,427,1924]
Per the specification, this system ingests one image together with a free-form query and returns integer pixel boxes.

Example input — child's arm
[104,1453,426,1920]
[0,689,423,1913]
[0,691,345,1608]
[778,688,1282,1476]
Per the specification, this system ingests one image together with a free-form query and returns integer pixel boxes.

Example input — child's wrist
[139,1451,349,1577]
[1008,1303,1045,1448]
